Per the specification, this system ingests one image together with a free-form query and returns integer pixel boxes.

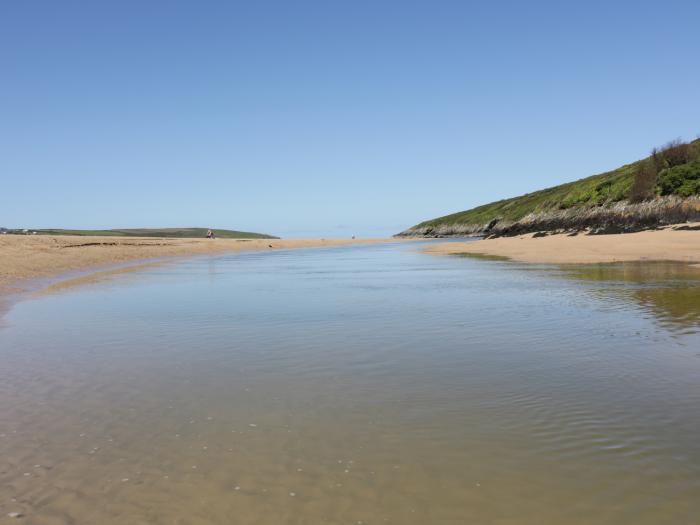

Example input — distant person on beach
[206,229,215,239]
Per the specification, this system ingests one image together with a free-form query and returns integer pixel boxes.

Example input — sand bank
[424,226,700,264]
[0,235,395,296]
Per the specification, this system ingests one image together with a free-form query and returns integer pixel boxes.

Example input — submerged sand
[0,235,395,296]
[425,225,700,264]
[2,234,700,524]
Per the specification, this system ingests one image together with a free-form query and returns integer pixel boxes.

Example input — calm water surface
[1,242,700,524]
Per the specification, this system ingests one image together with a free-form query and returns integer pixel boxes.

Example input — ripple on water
[1,246,700,524]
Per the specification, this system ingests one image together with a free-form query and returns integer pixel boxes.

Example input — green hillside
[403,138,700,234]
[33,228,278,239]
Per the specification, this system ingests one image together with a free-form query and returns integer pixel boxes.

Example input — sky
[2,1,699,238]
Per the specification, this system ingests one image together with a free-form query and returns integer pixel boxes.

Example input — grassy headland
[398,138,700,237]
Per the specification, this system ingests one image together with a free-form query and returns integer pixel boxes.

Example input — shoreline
[423,225,700,265]
[0,235,400,300]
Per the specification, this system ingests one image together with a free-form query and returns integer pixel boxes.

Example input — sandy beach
[424,225,700,264]
[0,235,395,296]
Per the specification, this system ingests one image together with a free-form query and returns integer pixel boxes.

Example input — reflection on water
[1,243,699,524]
[561,262,700,335]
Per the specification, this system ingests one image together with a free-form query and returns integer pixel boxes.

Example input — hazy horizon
[2,1,699,238]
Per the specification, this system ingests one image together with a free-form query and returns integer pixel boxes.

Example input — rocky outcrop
[396,196,700,238]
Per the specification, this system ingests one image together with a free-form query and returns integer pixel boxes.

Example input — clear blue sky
[2,1,699,237]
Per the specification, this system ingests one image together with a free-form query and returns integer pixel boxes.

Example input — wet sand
[0,235,397,296]
[424,226,700,264]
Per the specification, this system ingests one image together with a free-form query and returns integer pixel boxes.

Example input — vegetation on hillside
[656,159,700,198]
[402,137,700,235]
[31,228,278,239]
[630,140,700,201]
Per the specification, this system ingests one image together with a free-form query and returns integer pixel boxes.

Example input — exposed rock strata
[397,196,700,238]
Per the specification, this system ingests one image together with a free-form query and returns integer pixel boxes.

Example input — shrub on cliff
[656,139,696,168]
[629,160,658,203]
[657,160,700,197]
[630,139,700,202]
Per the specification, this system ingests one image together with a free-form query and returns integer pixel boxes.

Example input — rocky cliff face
[397,196,700,238]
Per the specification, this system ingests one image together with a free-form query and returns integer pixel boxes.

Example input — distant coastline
[0,227,278,239]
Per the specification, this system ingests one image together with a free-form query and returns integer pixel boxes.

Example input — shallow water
[1,242,700,524]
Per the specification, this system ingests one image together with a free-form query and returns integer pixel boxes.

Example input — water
[1,242,700,524]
